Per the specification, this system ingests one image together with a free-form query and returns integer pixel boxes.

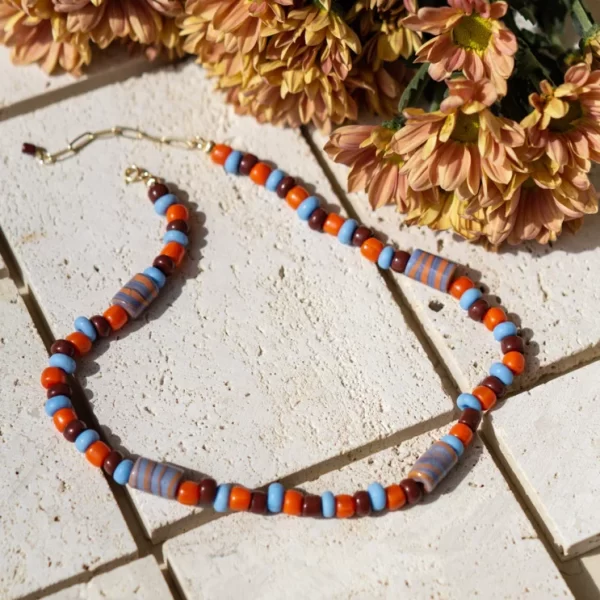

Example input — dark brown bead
[90,315,111,338]
[153,254,176,276]
[501,335,524,355]
[468,298,489,322]
[354,491,371,516]
[481,375,505,398]
[399,478,423,505]
[352,226,372,247]
[459,408,482,432]
[308,208,328,231]
[63,419,86,443]
[167,219,189,234]
[249,491,268,514]
[390,250,410,273]
[302,494,322,517]
[199,478,217,504]
[47,382,72,399]
[51,339,76,358]
[276,176,296,199]
[239,153,258,176]
[22,142,37,155]
[148,183,169,203]
[103,450,123,476]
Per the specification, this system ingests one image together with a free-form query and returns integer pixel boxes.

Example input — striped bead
[404,249,457,293]
[112,273,159,319]
[128,457,184,499]
[407,440,458,493]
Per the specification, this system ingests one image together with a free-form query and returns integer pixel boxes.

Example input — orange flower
[390,78,524,200]
[403,0,516,95]
[521,63,600,172]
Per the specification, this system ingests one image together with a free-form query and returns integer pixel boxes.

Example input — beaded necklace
[26,127,526,519]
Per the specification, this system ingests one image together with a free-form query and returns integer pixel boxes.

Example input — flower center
[452,14,493,52]
[451,112,480,144]
[548,100,583,133]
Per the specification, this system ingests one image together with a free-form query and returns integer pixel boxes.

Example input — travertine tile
[165,428,571,599]
[490,362,600,558]
[45,556,173,600]
[0,256,136,600]
[0,64,452,540]
[311,129,600,393]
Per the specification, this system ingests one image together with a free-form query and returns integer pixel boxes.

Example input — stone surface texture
[165,428,572,599]
[45,557,173,600]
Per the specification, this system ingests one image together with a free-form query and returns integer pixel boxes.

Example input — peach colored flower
[390,78,525,200]
[403,0,517,95]
[521,63,600,172]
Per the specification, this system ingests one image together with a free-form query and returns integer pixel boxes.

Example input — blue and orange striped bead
[404,249,457,293]
[112,273,159,319]
[128,457,184,499]
[407,440,458,493]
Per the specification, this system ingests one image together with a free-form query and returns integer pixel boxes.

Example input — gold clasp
[124,165,161,186]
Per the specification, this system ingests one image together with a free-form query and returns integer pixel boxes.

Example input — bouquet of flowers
[2,0,599,246]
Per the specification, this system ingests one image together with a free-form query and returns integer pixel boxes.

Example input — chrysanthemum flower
[390,78,524,200]
[403,0,516,95]
[521,63,600,172]
[0,2,91,73]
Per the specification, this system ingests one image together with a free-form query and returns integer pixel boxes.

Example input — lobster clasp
[124,164,159,186]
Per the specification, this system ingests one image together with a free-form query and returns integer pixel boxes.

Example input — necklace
[26,127,526,518]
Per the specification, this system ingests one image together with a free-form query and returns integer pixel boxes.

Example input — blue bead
[224,150,243,174]
[490,362,514,386]
[297,196,320,220]
[75,429,100,453]
[459,288,482,310]
[267,482,285,513]
[74,316,97,342]
[49,353,76,374]
[213,484,232,513]
[44,395,72,417]
[457,393,482,411]
[367,482,386,512]
[143,267,167,289]
[154,193,178,216]
[163,230,189,247]
[493,321,518,342]
[321,491,335,518]
[338,219,358,245]
[441,434,464,457]
[377,246,395,270]
[113,459,134,485]
[266,169,286,192]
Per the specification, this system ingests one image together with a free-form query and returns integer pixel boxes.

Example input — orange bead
[177,481,201,506]
[483,307,506,331]
[249,162,272,186]
[53,407,77,432]
[166,203,189,223]
[229,486,252,511]
[335,494,355,518]
[103,305,129,331]
[472,385,497,411]
[41,366,67,389]
[503,351,525,375]
[66,331,92,356]
[210,144,232,165]
[449,422,474,446]
[161,241,186,266]
[323,213,345,236]
[360,237,384,263]
[385,484,406,511]
[449,276,475,299]
[286,186,309,209]
[85,441,111,468]
[283,489,303,516]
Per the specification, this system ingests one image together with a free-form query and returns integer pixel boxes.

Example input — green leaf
[397,63,430,114]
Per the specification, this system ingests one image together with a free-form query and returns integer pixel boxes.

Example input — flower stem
[572,0,594,35]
